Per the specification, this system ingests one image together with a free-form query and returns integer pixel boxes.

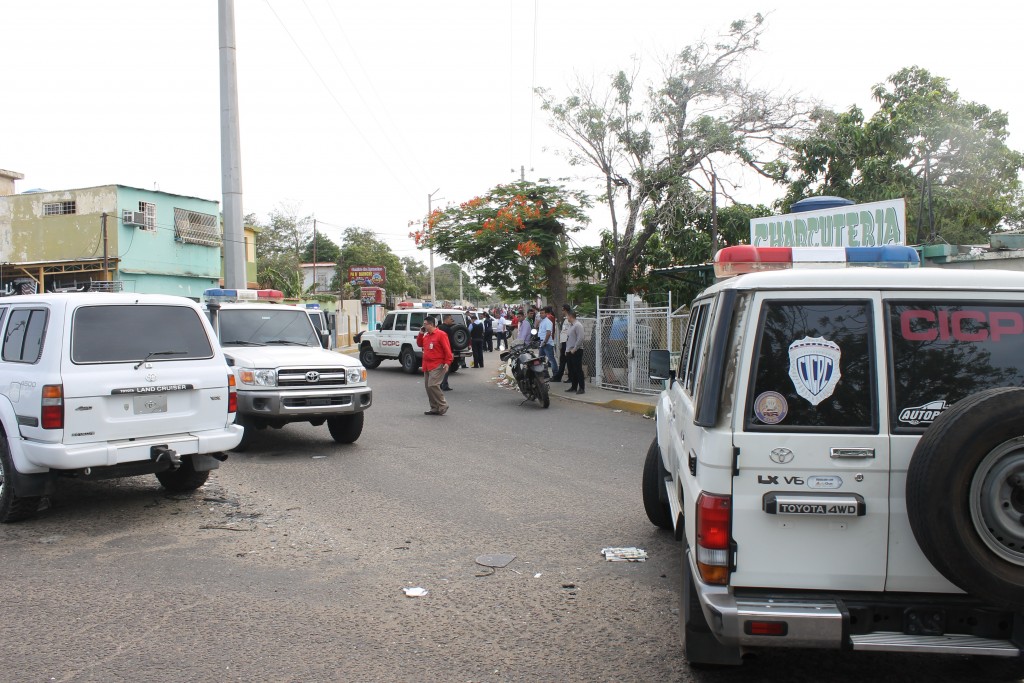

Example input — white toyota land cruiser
[644,245,1024,675]
[0,292,242,521]
[357,308,471,373]
[204,290,371,450]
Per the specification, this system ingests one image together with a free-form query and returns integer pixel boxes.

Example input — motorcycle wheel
[536,376,550,408]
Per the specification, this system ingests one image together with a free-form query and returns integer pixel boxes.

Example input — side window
[746,300,876,431]
[394,314,408,331]
[381,314,395,331]
[888,301,1024,432]
[3,308,48,364]
[681,303,710,396]
[409,312,426,329]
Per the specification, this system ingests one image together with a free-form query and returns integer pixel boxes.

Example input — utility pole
[427,188,441,304]
[219,0,246,289]
[312,218,317,294]
[459,267,463,305]
[101,212,109,281]
[709,172,719,257]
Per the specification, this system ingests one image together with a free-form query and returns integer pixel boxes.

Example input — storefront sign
[348,266,386,286]
[750,199,906,247]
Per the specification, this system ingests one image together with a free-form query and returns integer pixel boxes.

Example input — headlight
[238,368,277,386]
[347,369,366,384]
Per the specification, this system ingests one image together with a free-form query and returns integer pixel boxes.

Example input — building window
[139,201,156,231]
[173,208,221,247]
[43,201,76,216]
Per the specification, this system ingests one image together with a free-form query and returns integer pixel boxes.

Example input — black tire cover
[906,386,1024,609]
[449,324,470,350]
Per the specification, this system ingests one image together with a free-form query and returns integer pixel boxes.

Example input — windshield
[219,309,318,347]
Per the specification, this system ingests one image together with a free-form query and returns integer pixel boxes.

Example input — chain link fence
[577,294,689,395]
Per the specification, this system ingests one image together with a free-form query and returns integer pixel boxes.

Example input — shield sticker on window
[788,336,841,406]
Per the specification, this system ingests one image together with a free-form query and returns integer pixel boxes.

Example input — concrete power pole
[427,188,441,304]
[219,0,246,289]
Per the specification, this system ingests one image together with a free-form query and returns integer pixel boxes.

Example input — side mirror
[318,330,330,349]
[649,349,673,383]
[376,323,382,330]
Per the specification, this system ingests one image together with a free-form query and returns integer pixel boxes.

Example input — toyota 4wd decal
[898,400,948,425]
[788,336,841,406]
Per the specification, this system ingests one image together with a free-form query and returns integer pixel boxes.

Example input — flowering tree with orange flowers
[411,181,590,308]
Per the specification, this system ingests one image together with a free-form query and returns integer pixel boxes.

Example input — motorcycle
[499,331,551,408]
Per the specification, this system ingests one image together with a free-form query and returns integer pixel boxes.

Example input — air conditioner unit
[122,210,146,227]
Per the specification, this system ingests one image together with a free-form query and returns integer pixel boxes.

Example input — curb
[552,391,655,416]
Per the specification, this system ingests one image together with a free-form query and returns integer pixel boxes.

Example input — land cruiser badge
[788,336,841,406]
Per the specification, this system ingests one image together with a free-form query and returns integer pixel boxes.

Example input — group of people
[414,304,587,416]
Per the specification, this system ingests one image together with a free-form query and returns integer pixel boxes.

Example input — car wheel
[681,548,742,666]
[643,438,673,530]
[359,345,381,369]
[327,413,364,444]
[400,347,420,374]
[449,324,470,351]
[232,414,256,452]
[155,457,210,492]
[0,439,40,523]
[907,387,1024,610]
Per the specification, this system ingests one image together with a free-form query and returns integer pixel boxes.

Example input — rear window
[72,305,214,364]
[888,301,1024,431]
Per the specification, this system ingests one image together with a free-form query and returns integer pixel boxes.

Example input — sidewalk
[339,344,658,416]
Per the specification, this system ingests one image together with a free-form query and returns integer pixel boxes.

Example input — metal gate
[578,294,688,395]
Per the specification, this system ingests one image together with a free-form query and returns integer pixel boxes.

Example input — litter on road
[601,547,648,562]
[402,586,428,597]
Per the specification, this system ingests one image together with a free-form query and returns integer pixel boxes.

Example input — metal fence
[577,294,689,395]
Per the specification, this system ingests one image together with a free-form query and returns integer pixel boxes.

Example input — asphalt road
[0,354,1015,682]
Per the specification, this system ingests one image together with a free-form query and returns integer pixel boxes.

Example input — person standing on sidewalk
[564,308,585,394]
[415,316,452,415]
[551,303,571,382]
[537,306,558,378]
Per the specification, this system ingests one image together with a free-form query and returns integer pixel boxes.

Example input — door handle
[830,447,875,459]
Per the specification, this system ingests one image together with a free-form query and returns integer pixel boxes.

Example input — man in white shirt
[537,306,558,377]
[493,312,508,350]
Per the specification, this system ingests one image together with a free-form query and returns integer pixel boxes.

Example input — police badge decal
[788,336,841,406]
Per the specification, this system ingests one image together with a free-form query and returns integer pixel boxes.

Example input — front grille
[282,395,353,408]
[277,367,348,388]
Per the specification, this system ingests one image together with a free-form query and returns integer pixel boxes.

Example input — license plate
[133,395,167,414]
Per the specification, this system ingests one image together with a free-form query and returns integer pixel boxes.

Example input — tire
[155,457,210,492]
[537,377,550,408]
[327,412,364,444]
[0,439,40,523]
[449,324,470,351]
[359,345,381,369]
[643,438,673,530]
[681,549,742,666]
[232,414,256,452]
[400,347,420,374]
[907,387,1024,609]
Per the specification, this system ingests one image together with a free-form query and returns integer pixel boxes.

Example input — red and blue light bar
[203,288,284,303]
[714,246,919,279]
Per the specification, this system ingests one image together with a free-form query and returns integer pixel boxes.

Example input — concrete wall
[1,186,118,262]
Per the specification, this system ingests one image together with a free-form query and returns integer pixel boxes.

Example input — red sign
[360,287,384,305]
[348,266,386,287]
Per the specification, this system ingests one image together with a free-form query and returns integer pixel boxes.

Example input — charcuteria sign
[750,198,906,247]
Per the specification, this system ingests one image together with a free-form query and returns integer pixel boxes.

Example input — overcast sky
[4,1,1022,265]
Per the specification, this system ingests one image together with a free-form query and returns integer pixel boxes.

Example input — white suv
[644,246,1024,675]
[0,293,241,522]
[357,308,471,372]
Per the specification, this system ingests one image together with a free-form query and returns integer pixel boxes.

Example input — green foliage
[781,66,1024,243]
[252,205,310,293]
[418,181,590,310]
[538,15,806,300]
[302,230,341,263]
[336,227,410,302]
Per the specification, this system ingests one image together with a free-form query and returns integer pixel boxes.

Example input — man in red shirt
[416,316,453,415]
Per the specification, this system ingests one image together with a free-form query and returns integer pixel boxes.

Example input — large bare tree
[538,15,808,300]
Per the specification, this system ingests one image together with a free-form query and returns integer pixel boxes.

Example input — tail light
[227,374,237,414]
[41,384,64,430]
[696,492,732,585]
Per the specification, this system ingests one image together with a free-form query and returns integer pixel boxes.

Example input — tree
[336,227,410,302]
[301,230,341,263]
[400,256,428,298]
[254,205,311,294]
[781,66,1024,243]
[538,15,807,300]
[431,262,484,304]
[413,180,591,312]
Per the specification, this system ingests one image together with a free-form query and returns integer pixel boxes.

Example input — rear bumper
[237,386,372,418]
[688,550,1023,657]
[19,424,243,470]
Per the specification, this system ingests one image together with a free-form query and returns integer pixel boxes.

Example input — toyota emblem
[305,371,321,383]
[769,448,794,464]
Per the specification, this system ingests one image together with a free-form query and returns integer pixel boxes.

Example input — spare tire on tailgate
[449,324,470,351]
[906,387,1024,609]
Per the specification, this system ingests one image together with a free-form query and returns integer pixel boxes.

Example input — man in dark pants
[564,308,585,394]
[469,313,485,368]
[438,314,457,391]
[482,312,493,352]
[551,303,571,382]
